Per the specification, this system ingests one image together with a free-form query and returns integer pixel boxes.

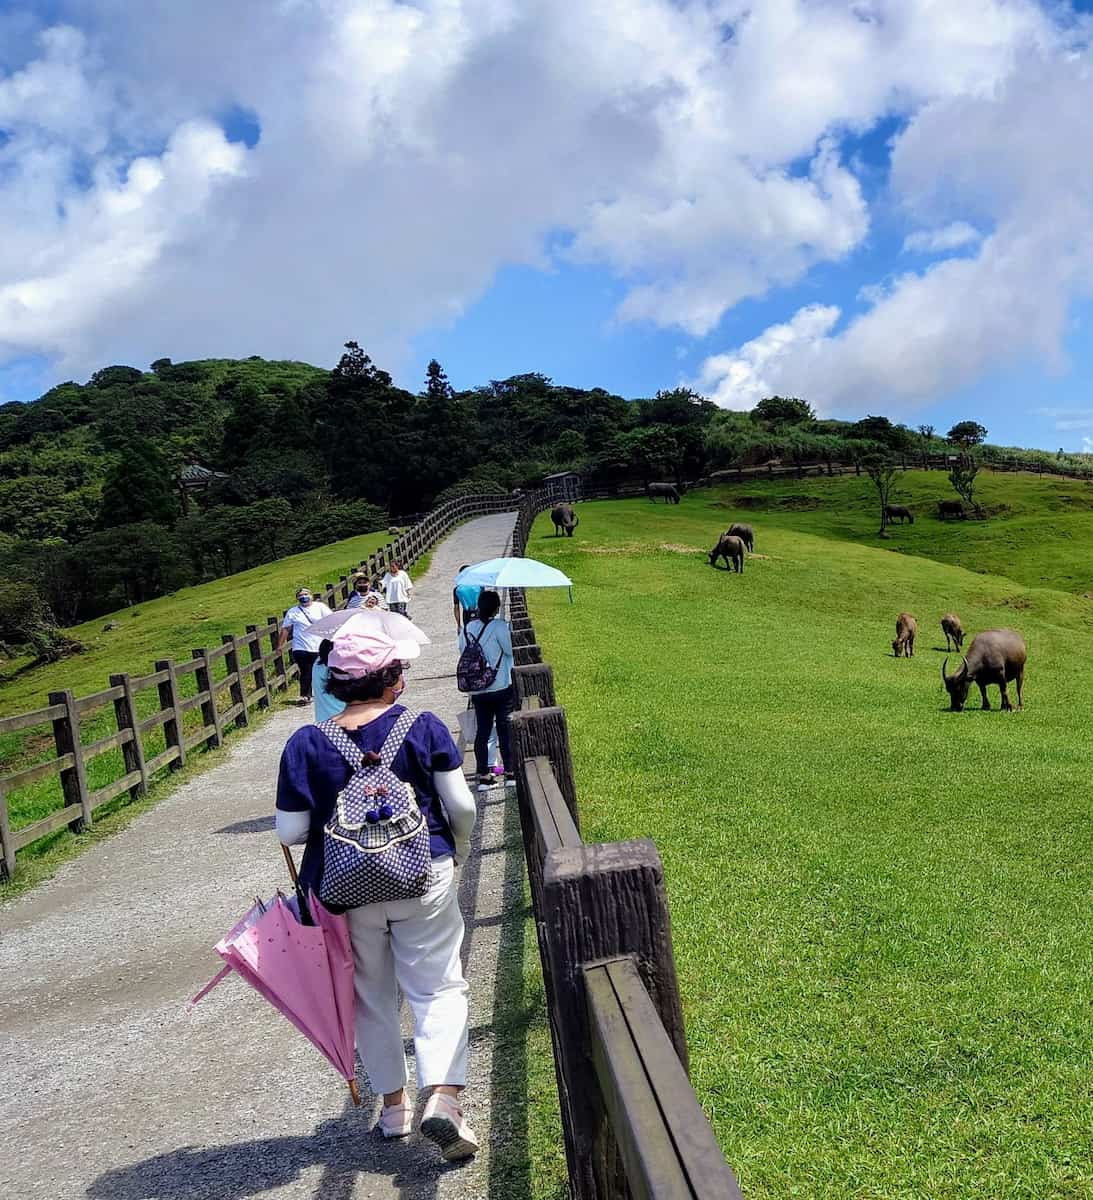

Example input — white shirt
[282,601,332,651]
[382,570,413,604]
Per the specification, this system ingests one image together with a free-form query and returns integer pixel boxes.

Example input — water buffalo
[550,503,579,537]
[709,534,745,573]
[647,482,680,504]
[884,505,914,524]
[941,612,964,652]
[938,499,966,520]
[942,628,1027,711]
[892,612,917,657]
[727,522,755,552]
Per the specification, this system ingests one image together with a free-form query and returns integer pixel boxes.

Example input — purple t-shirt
[276,706,463,898]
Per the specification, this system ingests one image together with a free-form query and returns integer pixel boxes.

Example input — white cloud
[0,0,1081,390]
[698,32,1093,418]
[903,221,981,254]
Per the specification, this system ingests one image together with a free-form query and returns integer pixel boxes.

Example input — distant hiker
[276,626,479,1160]
[277,587,332,704]
[457,589,514,790]
[382,561,414,617]
[453,565,481,633]
[312,639,345,723]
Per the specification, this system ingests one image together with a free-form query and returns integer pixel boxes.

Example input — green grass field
[525,472,1092,1200]
[0,529,395,863]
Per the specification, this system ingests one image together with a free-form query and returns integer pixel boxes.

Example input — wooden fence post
[268,617,287,693]
[246,626,269,710]
[222,634,248,729]
[192,650,223,749]
[110,673,149,800]
[48,690,91,832]
[510,705,578,830]
[542,840,690,1200]
[155,659,186,769]
[0,794,13,879]
[513,663,557,709]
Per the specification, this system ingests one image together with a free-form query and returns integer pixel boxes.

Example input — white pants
[345,857,468,1095]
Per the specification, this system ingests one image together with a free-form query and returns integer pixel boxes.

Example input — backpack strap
[316,719,366,769]
[378,708,417,768]
[465,617,492,648]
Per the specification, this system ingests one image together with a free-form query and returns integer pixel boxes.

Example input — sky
[2,1,1093,452]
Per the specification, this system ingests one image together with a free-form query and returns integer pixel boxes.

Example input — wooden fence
[0,492,524,878]
[503,491,742,1199]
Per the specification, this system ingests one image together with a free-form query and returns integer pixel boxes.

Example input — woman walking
[276,624,479,1158]
[382,561,413,617]
[458,589,514,790]
[277,587,332,704]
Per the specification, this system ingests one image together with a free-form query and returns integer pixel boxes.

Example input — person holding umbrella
[276,615,479,1160]
[277,587,332,704]
[457,589,515,790]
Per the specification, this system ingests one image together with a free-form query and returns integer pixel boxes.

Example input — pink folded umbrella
[191,851,359,1104]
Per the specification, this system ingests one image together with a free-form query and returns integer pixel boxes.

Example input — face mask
[298,596,311,606]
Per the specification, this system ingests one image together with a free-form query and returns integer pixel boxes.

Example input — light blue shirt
[312,662,346,723]
[458,618,513,693]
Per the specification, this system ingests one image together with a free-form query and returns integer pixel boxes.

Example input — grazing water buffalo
[884,505,914,524]
[892,612,917,657]
[709,534,746,573]
[550,503,579,537]
[938,499,966,520]
[941,612,964,652]
[647,482,680,504]
[727,522,755,552]
[942,628,1027,711]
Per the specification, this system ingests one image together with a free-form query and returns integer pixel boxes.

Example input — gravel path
[0,512,532,1200]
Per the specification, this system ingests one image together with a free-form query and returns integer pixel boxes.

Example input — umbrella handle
[281,843,300,886]
[349,1079,361,1106]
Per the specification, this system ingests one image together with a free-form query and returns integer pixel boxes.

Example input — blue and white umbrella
[455,557,573,600]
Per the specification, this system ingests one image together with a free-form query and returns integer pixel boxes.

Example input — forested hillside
[2,341,1090,651]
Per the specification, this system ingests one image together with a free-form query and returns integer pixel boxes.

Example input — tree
[948,459,981,515]
[863,454,898,535]
[947,420,987,448]
[424,359,453,401]
[750,396,815,427]
[99,438,177,528]
[917,423,935,463]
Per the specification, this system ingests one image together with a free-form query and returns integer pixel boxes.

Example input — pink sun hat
[327,620,426,677]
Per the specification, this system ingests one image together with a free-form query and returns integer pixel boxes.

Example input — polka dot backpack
[316,711,432,910]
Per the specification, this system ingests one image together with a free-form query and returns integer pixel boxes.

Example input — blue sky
[2,1,1093,453]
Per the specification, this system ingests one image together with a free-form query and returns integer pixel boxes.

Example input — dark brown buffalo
[709,534,745,573]
[892,612,917,657]
[884,504,914,524]
[647,482,680,503]
[727,522,755,552]
[941,612,964,652]
[942,628,1027,711]
[938,499,966,520]
[550,503,579,537]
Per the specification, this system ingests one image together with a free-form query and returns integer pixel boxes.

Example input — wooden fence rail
[504,486,742,1198]
[0,491,526,879]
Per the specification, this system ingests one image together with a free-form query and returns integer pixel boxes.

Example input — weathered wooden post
[541,840,689,1200]
[510,705,578,828]
[246,626,269,710]
[513,663,556,709]
[110,673,149,800]
[267,617,287,694]
[192,650,223,750]
[48,690,91,832]
[155,659,186,769]
[222,634,248,729]
[0,792,14,878]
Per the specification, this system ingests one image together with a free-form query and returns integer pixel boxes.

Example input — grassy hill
[525,472,1092,1200]
[0,526,394,869]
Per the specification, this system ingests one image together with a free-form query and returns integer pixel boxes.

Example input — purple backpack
[316,711,431,909]
[456,618,503,693]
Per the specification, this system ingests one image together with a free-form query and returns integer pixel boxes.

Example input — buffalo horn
[941,657,950,683]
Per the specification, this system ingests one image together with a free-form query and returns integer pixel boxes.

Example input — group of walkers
[277,563,415,705]
[271,554,516,1163]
